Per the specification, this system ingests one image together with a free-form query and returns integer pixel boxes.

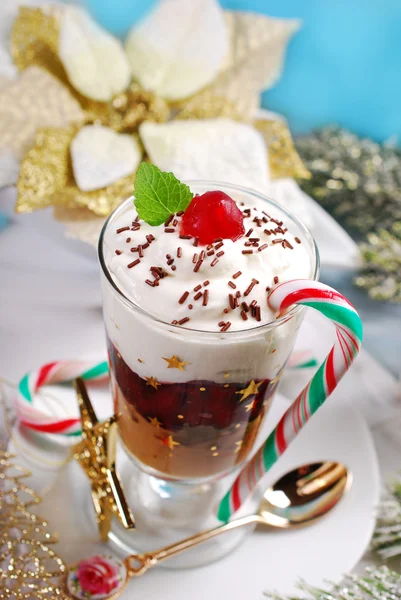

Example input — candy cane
[217,280,362,522]
[17,360,109,436]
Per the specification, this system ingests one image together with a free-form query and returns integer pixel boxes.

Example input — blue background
[82,0,401,143]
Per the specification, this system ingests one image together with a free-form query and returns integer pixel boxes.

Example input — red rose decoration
[77,555,120,597]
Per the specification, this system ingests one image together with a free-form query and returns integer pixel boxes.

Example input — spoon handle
[126,514,261,576]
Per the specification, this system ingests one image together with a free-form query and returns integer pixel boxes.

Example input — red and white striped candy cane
[217,280,362,522]
[17,360,109,436]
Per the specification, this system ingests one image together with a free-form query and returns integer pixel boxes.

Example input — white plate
[8,385,379,599]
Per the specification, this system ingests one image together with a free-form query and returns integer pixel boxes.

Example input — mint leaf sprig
[133,163,193,226]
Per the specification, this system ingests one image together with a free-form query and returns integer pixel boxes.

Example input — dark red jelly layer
[108,340,281,479]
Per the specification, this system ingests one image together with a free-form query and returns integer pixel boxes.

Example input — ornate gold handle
[126,514,263,577]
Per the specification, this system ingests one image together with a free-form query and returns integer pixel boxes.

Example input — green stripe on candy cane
[16,360,109,437]
[217,279,362,523]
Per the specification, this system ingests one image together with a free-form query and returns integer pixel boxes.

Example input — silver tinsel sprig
[296,127,401,302]
[295,127,401,235]
[372,476,401,559]
[264,566,401,599]
[354,224,401,301]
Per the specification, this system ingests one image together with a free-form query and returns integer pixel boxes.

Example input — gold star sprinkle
[236,380,263,402]
[234,441,243,453]
[161,435,180,450]
[162,355,190,371]
[245,400,256,413]
[145,376,161,390]
[148,416,162,428]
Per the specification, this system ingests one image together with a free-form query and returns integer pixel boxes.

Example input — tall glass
[98,182,319,565]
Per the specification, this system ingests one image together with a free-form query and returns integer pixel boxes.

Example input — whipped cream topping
[103,193,313,332]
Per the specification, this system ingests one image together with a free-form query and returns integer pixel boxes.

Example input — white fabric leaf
[59,6,131,101]
[139,118,269,190]
[71,125,142,192]
[125,0,229,101]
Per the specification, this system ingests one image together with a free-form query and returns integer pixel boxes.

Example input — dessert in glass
[99,177,318,565]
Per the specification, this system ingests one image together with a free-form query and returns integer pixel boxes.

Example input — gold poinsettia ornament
[8,0,309,226]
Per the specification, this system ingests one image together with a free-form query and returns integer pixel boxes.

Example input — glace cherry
[181,191,245,245]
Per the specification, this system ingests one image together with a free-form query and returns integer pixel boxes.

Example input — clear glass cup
[98,182,319,566]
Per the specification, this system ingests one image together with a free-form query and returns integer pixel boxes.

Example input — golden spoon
[66,461,350,599]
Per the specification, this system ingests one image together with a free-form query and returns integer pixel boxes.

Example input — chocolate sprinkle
[216,251,225,257]
[210,257,219,267]
[240,310,248,321]
[232,271,242,279]
[215,242,224,250]
[218,321,225,327]
[242,302,249,312]
[179,291,189,304]
[177,247,182,258]
[242,250,253,255]
[192,253,198,264]
[115,250,122,255]
[178,317,190,325]
[228,281,236,289]
[126,237,131,243]
[138,246,144,258]
[295,237,301,244]
[188,304,193,310]
[207,250,215,256]
[202,290,209,306]
[194,292,202,301]
[194,284,202,292]
[203,280,210,286]
[180,235,192,240]
[193,258,203,273]
[245,228,253,237]
[220,322,232,332]
[256,307,261,322]
[116,226,130,233]
[258,244,268,252]
[165,228,175,233]
[193,237,199,247]
[145,279,155,286]
[274,276,279,284]
[229,294,235,309]
[164,215,174,227]
[127,259,140,268]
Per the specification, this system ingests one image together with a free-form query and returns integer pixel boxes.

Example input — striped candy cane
[217,280,363,522]
[17,360,109,436]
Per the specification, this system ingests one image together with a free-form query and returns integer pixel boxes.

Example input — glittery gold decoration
[148,416,162,428]
[255,118,311,181]
[73,378,135,542]
[11,6,64,82]
[16,126,75,214]
[235,380,262,402]
[162,355,190,371]
[82,82,169,133]
[177,11,299,122]
[0,67,84,160]
[245,400,257,413]
[16,127,134,216]
[0,452,67,599]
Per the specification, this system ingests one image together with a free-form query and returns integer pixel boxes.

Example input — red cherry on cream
[181,191,245,245]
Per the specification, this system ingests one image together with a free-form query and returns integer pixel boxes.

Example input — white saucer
[8,384,379,598]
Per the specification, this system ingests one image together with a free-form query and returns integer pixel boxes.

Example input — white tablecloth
[1,187,401,577]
